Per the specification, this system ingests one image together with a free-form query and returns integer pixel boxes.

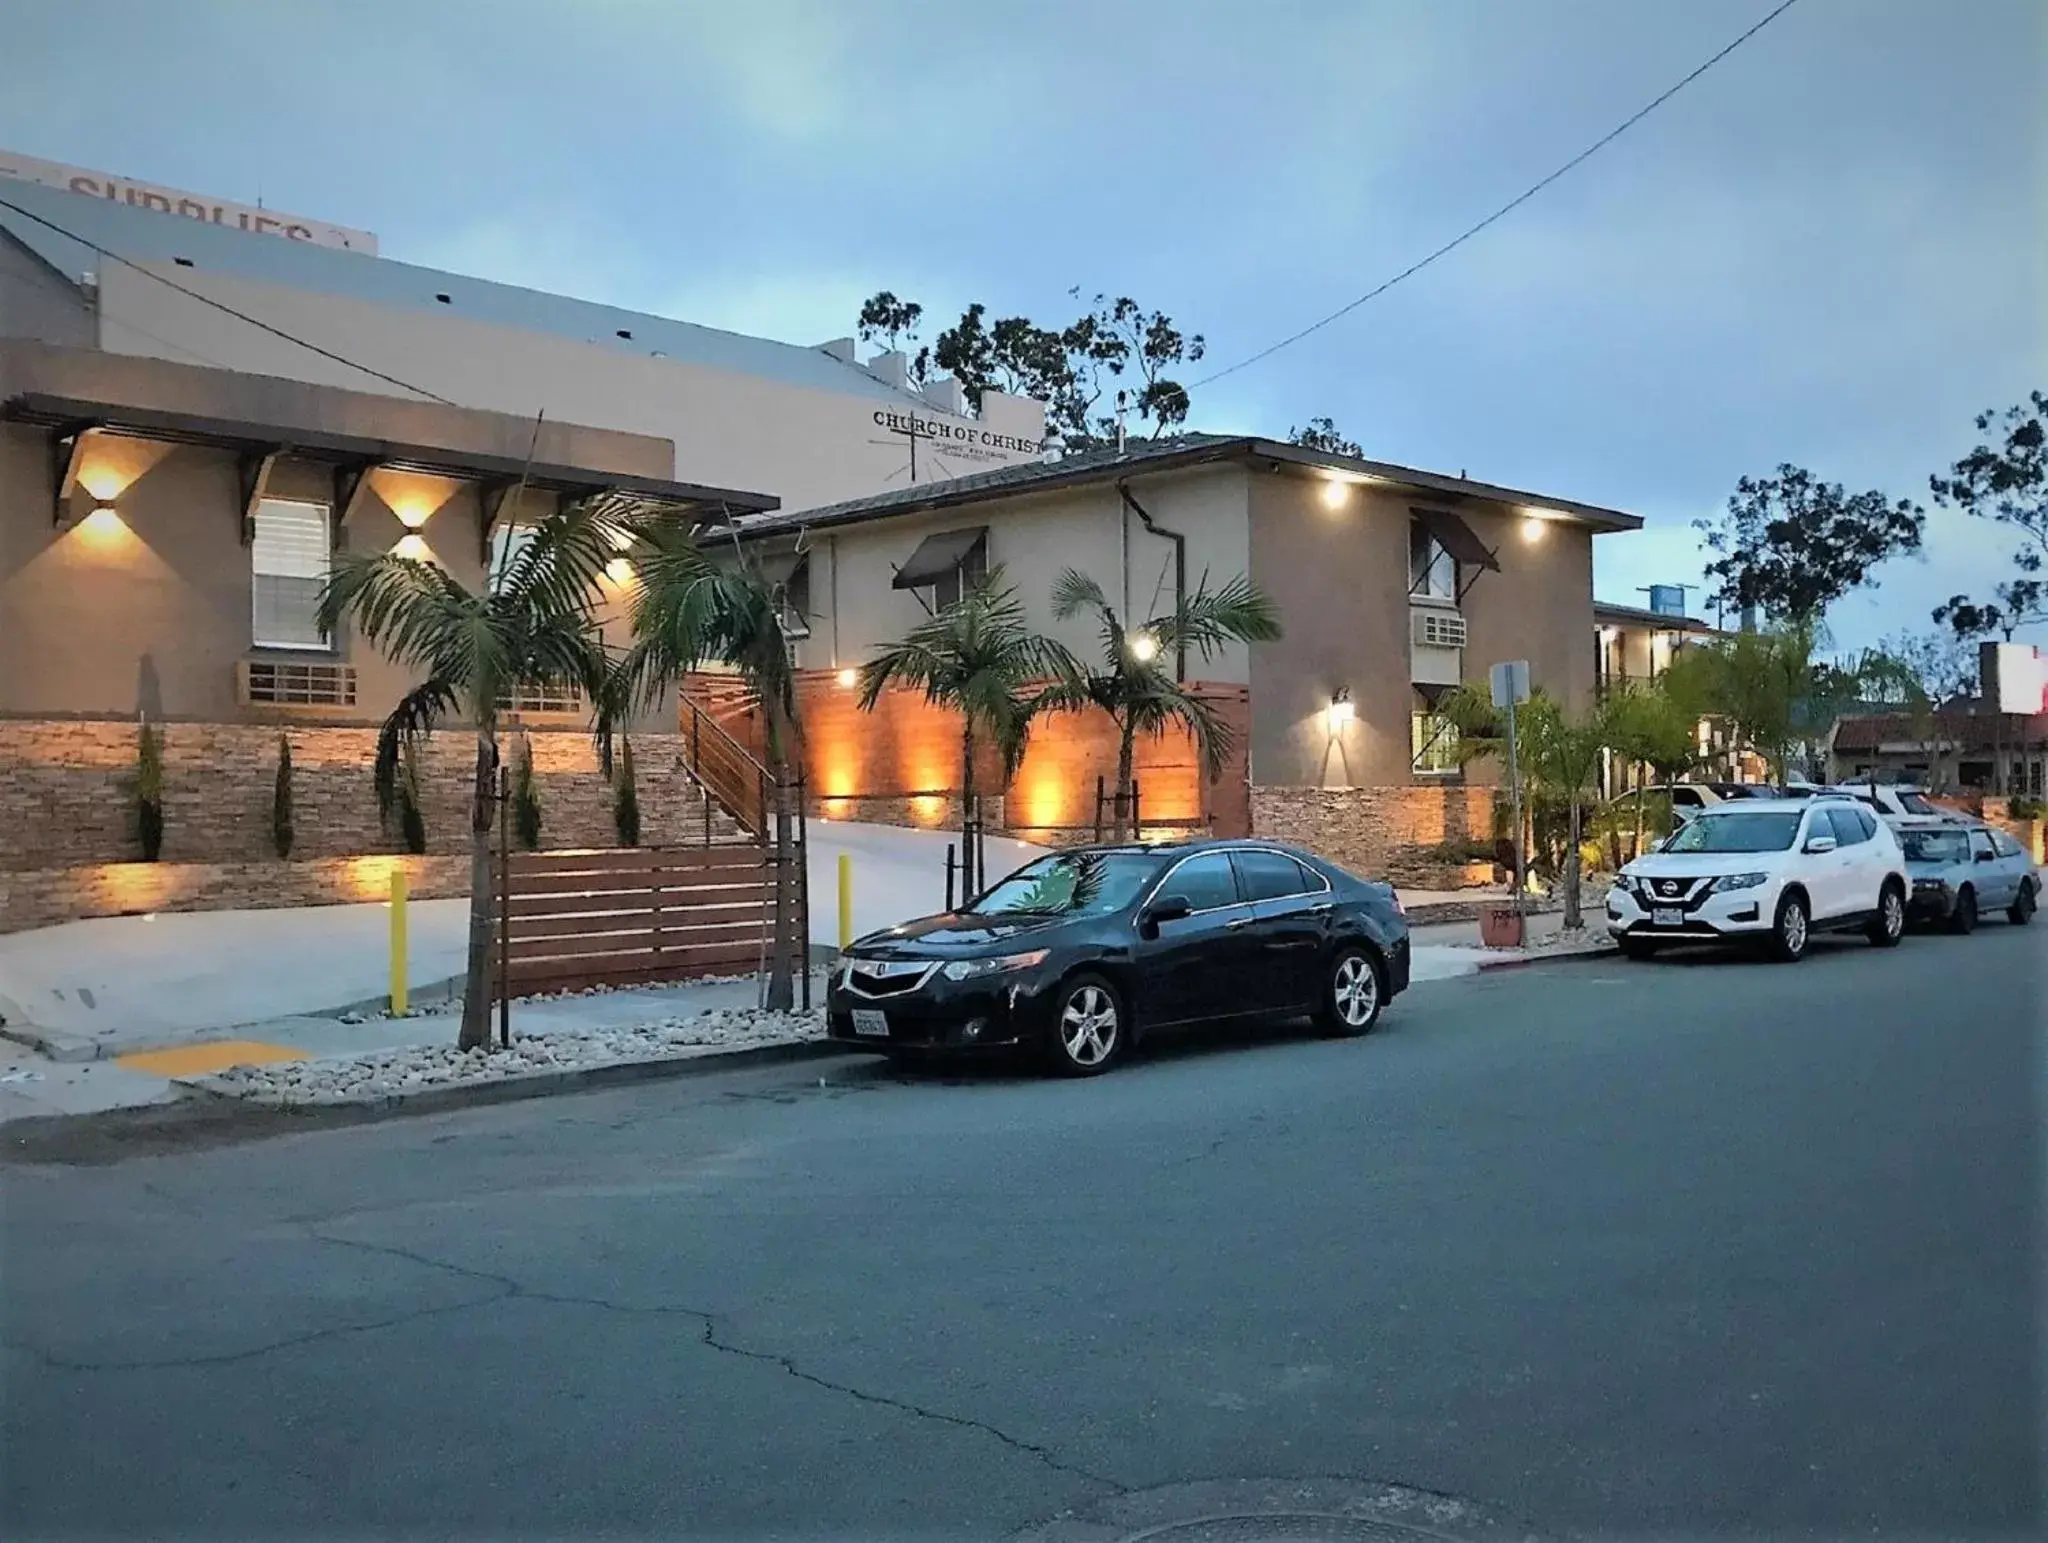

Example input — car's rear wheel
[2010,879,2037,926]
[1046,973,1125,1078]
[1867,881,1906,947]
[1316,947,1384,1037]
[1769,891,1809,963]
[1948,885,1978,935]
[1618,935,1660,961]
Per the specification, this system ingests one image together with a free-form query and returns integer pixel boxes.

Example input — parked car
[1898,819,2040,932]
[827,840,1410,1076]
[1646,783,1726,824]
[1607,798,1908,962]
[1815,784,1944,820]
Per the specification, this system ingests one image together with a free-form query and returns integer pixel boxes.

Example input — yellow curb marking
[116,1041,310,1078]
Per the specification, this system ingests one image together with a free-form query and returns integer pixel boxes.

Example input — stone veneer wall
[1251,784,1499,889]
[0,719,730,932]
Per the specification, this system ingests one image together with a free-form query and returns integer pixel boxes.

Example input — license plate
[850,1009,890,1038]
[1653,907,1684,928]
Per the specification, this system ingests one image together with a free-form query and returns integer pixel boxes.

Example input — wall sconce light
[1128,630,1159,663]
[1327,686,1355,731]
[836,666,859,689]
[390,533,434,562]
[1320,478,1350,510]
[1521,515,1548,544]
[392,499,434,531]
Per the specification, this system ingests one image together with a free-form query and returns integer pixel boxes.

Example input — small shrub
[272,734,295,859]
[2008,795,2046,821]
[613,736,642,848]
[136,719,164,862]
[396,743,428,855]
[512,735,543,850]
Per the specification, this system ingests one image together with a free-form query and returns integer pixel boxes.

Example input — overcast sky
[4,0,2041,651]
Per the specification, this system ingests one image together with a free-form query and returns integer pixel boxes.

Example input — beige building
[0,170,1045,516]
[728,434,1642,869]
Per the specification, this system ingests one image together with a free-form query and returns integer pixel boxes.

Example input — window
[929,539,987,611]
[1671,787,1705,809]
[1666,811,1801,853]
[1157,851,1240,911]
[251,499,332,649]
[1970,830,1998,862]
[1232,848,1321,902]
[1901,828,1969,863]
[1408,521,1456,601]
[487,523,534,593]
[1991,830,2022,859]
[1827,807,1871,846]
[971,852,1157,917]
[498,680,582,714]
[1410,712,1460,774]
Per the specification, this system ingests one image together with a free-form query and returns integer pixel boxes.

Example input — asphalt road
[3,924,2040,1540]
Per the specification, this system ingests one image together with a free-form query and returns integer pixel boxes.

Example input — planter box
[1478,904,1525,949]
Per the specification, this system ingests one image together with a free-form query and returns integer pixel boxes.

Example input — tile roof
[0,177,923,404]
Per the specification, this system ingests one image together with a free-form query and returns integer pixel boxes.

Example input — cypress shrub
[272,734,295,859]
[136,719,164,862]
[512,735,543,850]
[613,736,641,848]
[397,743,428,855]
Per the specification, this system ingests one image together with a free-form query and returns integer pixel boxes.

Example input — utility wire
[1190,0,1804,389]
[0,191,458,405]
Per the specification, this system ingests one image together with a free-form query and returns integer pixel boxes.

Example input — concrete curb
[1471,944,1619,973]
[3,1038,861,1161]
[0,1023,103,1063]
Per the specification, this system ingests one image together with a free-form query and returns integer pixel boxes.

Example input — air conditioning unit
[1411,608,1468,649]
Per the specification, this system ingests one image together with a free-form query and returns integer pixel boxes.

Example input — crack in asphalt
[5,1228,1128,1495]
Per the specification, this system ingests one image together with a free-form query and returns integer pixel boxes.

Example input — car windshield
[1665,810,1802,854]
[1900,828,1970,863]
[1894,791,1938,815]
[968,852,1158,917]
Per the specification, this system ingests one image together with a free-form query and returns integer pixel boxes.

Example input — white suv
[1608,798,1909,962]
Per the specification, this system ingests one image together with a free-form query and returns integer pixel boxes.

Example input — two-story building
[718,433,1643,881]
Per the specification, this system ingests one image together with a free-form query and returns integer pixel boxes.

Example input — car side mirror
[1804,834,1838,855]
[1142,892,1193,929]
[1976,849,1996,863]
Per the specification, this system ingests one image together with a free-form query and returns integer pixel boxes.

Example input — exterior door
[1824,805,1881,917]
[1133,851,1258,1029]
[1231,847,1332,1014]
[1969,828,2012,907]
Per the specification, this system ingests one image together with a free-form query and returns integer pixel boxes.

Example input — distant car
[1898,820,2040,932]
[1647,784,1726,824]
[1705,782,1782,800]
[1816,784,1944,821]
[827,840,1410,1076]
[1608,798,1909,962]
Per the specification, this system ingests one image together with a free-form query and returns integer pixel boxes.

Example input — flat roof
[732,433,1645,537]
[1593,600,1719,632]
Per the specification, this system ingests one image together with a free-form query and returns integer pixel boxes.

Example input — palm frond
[1050,567,1111,622]
[1152,572,1283,659]
[373,678,458,816]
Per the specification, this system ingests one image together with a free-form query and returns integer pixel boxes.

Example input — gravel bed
[1477,925,1616,959]
[191,1007,826,1106]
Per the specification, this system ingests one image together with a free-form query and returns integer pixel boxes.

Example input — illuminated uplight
[604,557,637,587]
[1128,631,1160,663]
[391,533,434,562]
[1320,478,1350,510]
[391,496,436,530]
[836,666,859,689]
[1327,686,1355,731]
[77,467,127,503]
[75,503,130,546]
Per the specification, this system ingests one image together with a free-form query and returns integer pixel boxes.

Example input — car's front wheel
[1948,885,1978,935]
[2010,879,2037,927]
[1769,890,1810,963]
[1867,881,1906,948]
[1046,973,1125,1078]
[1316,947,1384,1037]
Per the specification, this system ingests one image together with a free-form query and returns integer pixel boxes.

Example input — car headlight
[1712,872,1768,892]
[940,949,1050,981]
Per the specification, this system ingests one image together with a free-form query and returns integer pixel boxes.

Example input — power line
[0,191,458,405]
[1191,0,1804,390]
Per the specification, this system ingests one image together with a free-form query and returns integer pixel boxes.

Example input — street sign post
[1490,662,1532,914]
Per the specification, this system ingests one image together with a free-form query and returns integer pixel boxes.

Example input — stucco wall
[1246,466,1599,789]
[798,464,1255,684]
[95,264,1042,513]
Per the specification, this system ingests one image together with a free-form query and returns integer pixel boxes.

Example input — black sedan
[827,840,1410,1076]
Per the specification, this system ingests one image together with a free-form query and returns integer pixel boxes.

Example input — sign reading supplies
[0,149,377,254]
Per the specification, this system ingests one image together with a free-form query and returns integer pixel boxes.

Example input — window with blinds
[252,499,332,649]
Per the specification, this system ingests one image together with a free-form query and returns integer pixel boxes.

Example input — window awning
[891,526,987,589]
[1412,508,1499,573]
[1413,681,1455,708]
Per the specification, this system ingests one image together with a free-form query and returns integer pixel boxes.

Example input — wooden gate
[500,845,789,993]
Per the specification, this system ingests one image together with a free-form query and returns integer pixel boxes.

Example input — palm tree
[317,497,623,1050]
[1599,680,1701,858]
[601,518,806,1011]
[857,567,1074,892]
[1041,568,1281,838]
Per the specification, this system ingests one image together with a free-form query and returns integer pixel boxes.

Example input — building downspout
[1118,482,1186,682]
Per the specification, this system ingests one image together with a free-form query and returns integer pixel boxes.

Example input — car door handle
[1225,915,1255,929]
[1307,902,1333,915]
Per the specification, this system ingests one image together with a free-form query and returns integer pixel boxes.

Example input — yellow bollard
[389,867,409,1016]
[837,853,853,951]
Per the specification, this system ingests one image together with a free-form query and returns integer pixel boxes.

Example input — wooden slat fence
[497,845,795,992]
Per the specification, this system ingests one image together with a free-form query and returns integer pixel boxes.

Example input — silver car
[1897,820,2040,933]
